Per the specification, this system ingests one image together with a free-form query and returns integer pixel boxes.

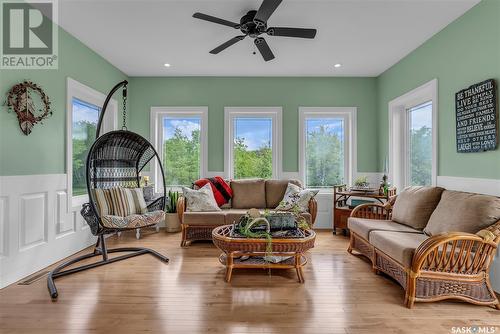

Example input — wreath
[6,81,52,135]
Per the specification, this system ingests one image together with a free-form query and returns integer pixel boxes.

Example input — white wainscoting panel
[437,175,500,293]
[0,197,7,257]
[0,174,96,289]
[19,192,48,251]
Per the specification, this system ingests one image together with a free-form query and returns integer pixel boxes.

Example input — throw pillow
[193,176,233,207]
[392,186,444,230]
[110,187,148,217]
[275,183,319,212]
[92,188,114,216]
[183,183,222,212]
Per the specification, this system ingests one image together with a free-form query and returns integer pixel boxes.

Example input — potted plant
[165,190,181,232]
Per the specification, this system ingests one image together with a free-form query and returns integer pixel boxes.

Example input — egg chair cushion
[101,210,165,229]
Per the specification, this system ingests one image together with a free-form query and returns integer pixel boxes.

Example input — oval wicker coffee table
[212,225,316,283]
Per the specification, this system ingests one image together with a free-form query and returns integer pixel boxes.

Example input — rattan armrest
[411,232,498,275]
[177,196,186,223]
[308,197,318,226]
[350,203,392,220]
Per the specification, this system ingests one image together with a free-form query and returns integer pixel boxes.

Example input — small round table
[212,225,316,283]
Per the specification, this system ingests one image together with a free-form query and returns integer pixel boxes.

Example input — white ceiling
[58,0,480,77]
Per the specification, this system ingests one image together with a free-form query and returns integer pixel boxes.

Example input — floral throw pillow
[182,183,221,212]
[275,183,319,212]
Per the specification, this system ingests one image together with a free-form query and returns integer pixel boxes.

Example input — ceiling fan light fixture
[164,63,171,67]
[334,63,342,68]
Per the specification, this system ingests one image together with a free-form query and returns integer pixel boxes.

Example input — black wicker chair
[47,81,168,299]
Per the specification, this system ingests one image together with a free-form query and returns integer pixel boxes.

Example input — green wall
[128,77,378,173]
[377,0,500,179]
[0,28,127,176]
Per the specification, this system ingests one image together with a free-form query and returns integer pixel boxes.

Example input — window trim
[66,78,117,211]
[298,107,357,191]
[150,106,208,192]
[224,107,282,179]
[388,79,438,191]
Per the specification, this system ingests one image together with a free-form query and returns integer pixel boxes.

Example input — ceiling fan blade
[254,0,283,25]
[210,35,246,54]
[193,12,240,28]
[254,37,275,61]
[267,27,317,39]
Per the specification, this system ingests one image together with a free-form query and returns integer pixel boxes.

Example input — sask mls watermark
[1,0,58,69]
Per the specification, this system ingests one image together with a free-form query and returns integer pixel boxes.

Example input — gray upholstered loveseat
[177,179,317,247]
[347,186,500,309]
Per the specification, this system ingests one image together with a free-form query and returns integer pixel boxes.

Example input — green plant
[166,190,179,213]
[237,215,273,256]
[354,176,369,187]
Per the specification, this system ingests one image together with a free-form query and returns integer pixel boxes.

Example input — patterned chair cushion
[101,210,164,229]
[93,187,148,217]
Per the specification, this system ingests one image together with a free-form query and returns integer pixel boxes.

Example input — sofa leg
[347,234,354,254]
[406,274,417,309]
[180,225,188,248]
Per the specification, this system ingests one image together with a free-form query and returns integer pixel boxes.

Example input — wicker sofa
[347,186,500,309]
[177,179,318,247]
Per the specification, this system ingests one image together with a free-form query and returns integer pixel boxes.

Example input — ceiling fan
[193,0,317,61]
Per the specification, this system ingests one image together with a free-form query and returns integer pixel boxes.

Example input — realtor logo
[1,0,58,69]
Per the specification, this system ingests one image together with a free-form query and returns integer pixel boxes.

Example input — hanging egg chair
[47,81,169,299]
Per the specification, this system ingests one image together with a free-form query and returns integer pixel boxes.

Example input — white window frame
[150,107,208,192]
[388,79,438,191]
[298,107,357,192]
[224,107,282,179]
[66,77,117,211]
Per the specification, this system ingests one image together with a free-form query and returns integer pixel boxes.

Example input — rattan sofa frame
[347,201,500,309]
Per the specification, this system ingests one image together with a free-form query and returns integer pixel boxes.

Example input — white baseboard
[0,174,96,289]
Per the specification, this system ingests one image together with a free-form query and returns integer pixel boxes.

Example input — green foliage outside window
[72,121,97,196]
[306,124,344,188]
[410,126,432,186]
[234,137,272,179]
[164,128,200,186]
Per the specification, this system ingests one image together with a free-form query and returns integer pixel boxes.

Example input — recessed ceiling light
[164,63,171,67]
[334,63,342,68]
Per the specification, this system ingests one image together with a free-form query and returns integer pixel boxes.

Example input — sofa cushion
[369,231,428,267]
[424,190,500,236]
[392,186,444,230]
[265,179,303,208]
[348,217,423,240]
[230,179,266,209]
[101,210,164,229]
[183,212,226,226]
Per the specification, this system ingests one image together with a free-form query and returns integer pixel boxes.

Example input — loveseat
[177,179,317,247]
[347,186,500,309]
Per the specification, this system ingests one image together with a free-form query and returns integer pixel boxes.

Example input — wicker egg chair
[47,81,169,299]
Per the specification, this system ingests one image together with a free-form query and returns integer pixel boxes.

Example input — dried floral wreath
[5,81,52,135]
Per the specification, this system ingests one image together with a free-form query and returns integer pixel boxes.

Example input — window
[71,98,100,196]
[407,101,433,186]
[67,78,117,208]
[224,107,282,179]
[299,107,357,189]
[151,107,208,189]
[389,79,437,191]
[163,117,201,186]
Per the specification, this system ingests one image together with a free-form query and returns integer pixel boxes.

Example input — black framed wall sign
[455,79,498,153]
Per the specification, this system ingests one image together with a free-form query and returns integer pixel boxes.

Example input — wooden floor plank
[0,230,497,333]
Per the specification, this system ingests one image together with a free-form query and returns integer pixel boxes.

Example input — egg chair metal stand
[47,80,169,299]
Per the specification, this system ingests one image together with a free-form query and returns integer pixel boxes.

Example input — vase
[165,213,181,233]
[143,185,154,201]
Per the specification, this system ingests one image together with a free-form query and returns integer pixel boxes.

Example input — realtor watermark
[451,326,498,334]
[1,0,58,69]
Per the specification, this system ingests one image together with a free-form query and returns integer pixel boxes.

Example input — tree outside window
[305,118,344,188]
[163,117,201,186]
[72,98,100,196]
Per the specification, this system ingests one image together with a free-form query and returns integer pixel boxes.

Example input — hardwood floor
[0,230,498,334]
